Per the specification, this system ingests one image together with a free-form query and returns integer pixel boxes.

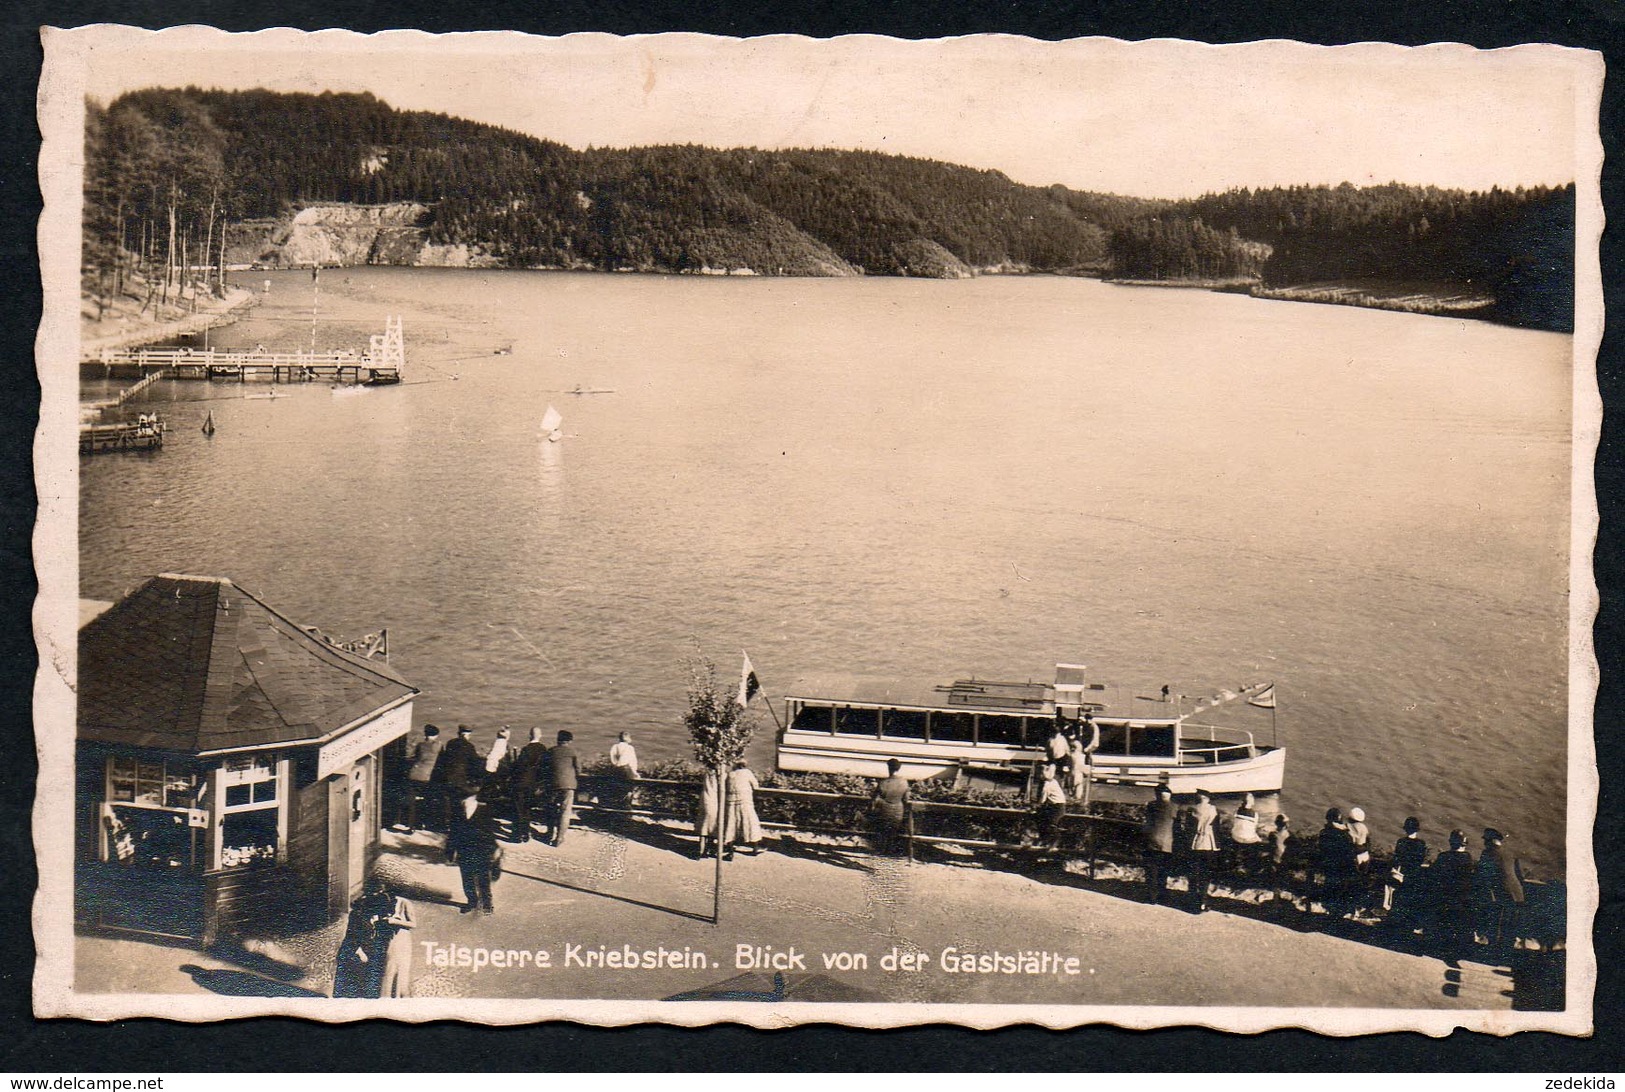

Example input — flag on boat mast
[737,650,760,708]
[1248,683,1277,709]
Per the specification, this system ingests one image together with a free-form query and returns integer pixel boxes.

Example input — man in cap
[401,724,443,833]
[431,725,481,831]
[1430,829,1476,958]
[544,729,581,847]
[1475,827,1526,948]
[506,728,549,843]
[1141,783,1177,904]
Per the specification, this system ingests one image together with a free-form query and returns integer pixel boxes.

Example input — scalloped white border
[32,26,1602,1036]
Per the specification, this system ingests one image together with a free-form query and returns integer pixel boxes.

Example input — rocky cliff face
[226,203,501,269]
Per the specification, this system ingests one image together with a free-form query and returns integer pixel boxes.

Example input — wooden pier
[86,316,406,385]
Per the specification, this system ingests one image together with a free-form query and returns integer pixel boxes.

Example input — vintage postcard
[33,26,1601,1033]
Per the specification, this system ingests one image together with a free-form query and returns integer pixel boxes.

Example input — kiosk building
[75,574,418,946]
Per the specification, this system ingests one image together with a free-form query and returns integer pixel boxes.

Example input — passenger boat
[776,664,1284,800]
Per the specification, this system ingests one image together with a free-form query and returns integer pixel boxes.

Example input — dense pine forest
[83,87,1576,331]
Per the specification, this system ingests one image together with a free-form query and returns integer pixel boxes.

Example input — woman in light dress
[725,761,764,860]
[696,769,721,859]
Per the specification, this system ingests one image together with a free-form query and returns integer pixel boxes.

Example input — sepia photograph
[32,25,1601,1034]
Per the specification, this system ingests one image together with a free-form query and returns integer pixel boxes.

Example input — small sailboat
[541,404,563,443]
[201,410,215,437]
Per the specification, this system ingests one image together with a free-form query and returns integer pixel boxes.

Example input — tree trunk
[203,194,217,298]
[164,193,176,307]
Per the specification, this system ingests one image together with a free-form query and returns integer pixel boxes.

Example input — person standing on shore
[506,728,548,843]
[1227,793,1263,876]
[484,727,512,779]
[870,758,912,857]
[544,730,580,847]
[1066,735,1088,801]
[1035,764,1068,849]
[1187,788,1219,913]
[1474,828,1526,948]
[447,795,498,915]
[1316,807,1358,917]
[433,726,481,827]
[1141,784,1176,905]
[1384,816,1429,926]
[401,725,442,834]
[1045,722,1070,770]
[725,761,763,859]
[696,768,722,859]
[1266,814,1294,904]
[1347,806,1372,873]
[609,731,641,817]
[375,888,416,998]
[1430,829,1476,958]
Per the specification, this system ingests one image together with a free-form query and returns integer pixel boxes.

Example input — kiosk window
[218,756,282,870]
[880,709,927,740]
[220,811,278,869]
[929,712,973,742]
[102,757,203,868]
[834,707,879,737]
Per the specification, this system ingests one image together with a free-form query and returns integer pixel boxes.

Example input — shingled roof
[78,574,417,754]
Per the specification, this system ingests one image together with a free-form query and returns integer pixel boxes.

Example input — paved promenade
[75,819,1526,1014]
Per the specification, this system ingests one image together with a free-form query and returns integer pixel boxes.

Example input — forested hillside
[1107,183,1575,329]
[83,87,1576,330]
[84,87,1126,288]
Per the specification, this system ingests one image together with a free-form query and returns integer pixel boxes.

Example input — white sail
[541,404,563,442]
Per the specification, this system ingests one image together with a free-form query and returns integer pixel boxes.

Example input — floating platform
[80,415,165,455]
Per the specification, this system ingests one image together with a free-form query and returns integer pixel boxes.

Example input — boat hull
[775,730,1286,798]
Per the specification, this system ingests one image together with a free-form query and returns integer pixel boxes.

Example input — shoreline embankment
[1104,275,1499,323]
[80,282,257,359]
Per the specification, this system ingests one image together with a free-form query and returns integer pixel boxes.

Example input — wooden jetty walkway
[85,316,406,386]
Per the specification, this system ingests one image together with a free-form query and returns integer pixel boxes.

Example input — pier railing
[536,774,1142,876]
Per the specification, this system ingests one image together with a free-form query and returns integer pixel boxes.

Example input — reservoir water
[78,269,1576,870]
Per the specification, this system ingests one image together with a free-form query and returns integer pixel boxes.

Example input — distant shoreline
[79,266,1532,356]
[1105,275,1515,326]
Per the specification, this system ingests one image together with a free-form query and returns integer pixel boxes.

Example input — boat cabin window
[880,709,927,740]
[928,711,974,743]
[834,707,880,737]
[1095,723,1179,757]
[1135,725,1177,757]
[1096,723,1129,755]
[976,714,1025,746]
[791,704,834,734]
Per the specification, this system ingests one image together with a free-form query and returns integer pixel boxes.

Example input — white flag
[737,651,760,707]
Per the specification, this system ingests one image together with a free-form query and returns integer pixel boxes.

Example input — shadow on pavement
[179,963,326,998]
[501,866,715,924]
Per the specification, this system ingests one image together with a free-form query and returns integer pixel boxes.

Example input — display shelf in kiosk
[75,574,418,947]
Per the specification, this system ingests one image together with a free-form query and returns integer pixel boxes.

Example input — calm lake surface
[79,269,1575,870]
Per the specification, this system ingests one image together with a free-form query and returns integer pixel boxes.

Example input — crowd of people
[1138,788,1543,958]
[331,722,1546,996]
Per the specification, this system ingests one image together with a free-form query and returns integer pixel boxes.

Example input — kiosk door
[346,758,371,899]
